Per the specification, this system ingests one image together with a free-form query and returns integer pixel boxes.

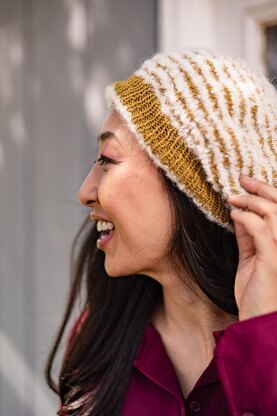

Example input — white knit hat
[106,50,277,230]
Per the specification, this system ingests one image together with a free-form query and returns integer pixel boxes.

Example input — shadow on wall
[0,0,156,414]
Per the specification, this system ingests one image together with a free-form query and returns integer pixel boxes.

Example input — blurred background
[0,0,276,414]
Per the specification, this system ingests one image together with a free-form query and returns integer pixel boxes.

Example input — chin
[104,257,142,278]
[103,248,158,278]
[104,260,127,277]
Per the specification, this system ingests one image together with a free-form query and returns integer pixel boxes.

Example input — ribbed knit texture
[106,50,277,229]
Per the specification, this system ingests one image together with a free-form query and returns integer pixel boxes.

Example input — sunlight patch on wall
[84,65,110,130]
[9,32,24,68]
[84,82,106,129]
[0,26,24,107]
[65,0,88,52]
[10,112,27,146]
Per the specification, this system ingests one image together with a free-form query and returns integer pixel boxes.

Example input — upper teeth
[97,220,114,232]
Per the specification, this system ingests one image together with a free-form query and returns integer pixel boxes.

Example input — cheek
[99,165,173,245]
[124,194,172,255]
[97,175,116,207]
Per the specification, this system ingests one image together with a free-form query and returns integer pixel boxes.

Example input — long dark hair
[46,172,238,416]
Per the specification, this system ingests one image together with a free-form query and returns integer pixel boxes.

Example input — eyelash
[96,155,116,166]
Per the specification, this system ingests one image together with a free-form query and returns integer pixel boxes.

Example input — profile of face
[78,110,173,278]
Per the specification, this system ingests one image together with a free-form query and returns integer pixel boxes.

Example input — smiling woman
[46,50,277,416]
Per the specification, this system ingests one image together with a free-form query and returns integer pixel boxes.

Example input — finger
[239,176,277,203]
[230,209,275,255]
[232,219,255,260]
[229,193,277,220]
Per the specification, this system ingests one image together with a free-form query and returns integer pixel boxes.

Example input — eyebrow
[97,131,120,144]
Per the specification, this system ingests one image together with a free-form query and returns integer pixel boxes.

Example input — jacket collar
[133,323,220,400]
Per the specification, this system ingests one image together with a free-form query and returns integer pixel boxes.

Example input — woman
[46,50,277,415]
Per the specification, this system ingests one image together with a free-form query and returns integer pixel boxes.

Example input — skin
[78,109,173,278]
[79,109,277,397]
[229,177,277,321]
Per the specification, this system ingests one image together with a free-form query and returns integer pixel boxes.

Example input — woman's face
[78,110,173,278]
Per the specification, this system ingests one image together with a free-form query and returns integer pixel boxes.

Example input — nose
[78,169,98,207]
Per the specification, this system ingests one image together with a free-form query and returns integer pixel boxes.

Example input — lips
[90,211,113,224]
[90,212,115,249]
[96,229,115,249]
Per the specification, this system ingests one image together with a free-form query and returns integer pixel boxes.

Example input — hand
[229,176,277,321]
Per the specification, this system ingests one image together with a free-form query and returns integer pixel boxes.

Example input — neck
[150,269,236,398]
[152,273,236,357]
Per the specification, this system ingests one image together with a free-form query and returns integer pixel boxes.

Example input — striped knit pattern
[106,50,277,230]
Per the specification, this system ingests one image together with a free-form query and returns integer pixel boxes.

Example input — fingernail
[240,175,253,181]
[228,194,239,200]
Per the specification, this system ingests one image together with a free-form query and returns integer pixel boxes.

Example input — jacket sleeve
[214,311,277,416]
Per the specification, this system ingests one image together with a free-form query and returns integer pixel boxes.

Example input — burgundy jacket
[121,312,277,416]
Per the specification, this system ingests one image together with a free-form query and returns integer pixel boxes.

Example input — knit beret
[106,50,277,230]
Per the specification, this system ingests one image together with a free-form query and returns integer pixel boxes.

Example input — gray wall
[0,0,156,414]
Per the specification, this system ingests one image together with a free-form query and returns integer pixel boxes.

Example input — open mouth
[96,220,115,248]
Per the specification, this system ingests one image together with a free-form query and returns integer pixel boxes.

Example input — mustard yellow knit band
[110,74,230,226]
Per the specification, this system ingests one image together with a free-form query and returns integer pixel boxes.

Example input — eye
[96,155,116,166]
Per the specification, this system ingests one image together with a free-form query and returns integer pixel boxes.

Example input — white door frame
[157,0,277,72]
